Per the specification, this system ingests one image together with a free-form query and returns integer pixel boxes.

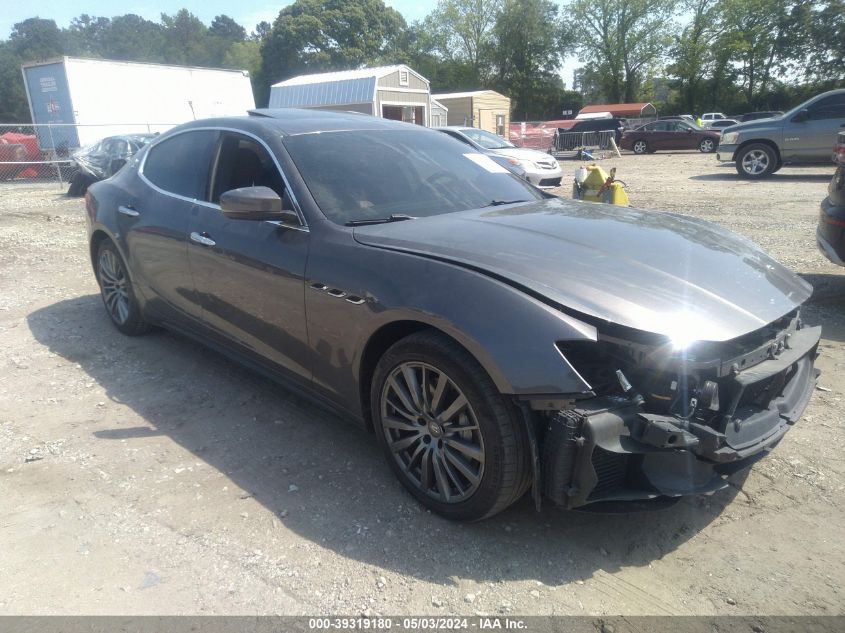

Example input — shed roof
[270,65,428,109]
[271,65,426,88]
[578,102,656,117]
[430,99,448,112]
[432,90,508,101]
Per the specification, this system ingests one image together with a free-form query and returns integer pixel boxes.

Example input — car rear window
[142,130,218,199]
[283,129,543,225]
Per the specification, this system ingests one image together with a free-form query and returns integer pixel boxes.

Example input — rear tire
[632,140,649,155]
[735,143,777,178]
[699,138,716,153]
[371,331,531,521]
[95,240,151,336]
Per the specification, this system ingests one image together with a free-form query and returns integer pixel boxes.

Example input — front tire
[96,240,151,336]
[371,331,531,521]
[736,143,777,178]
[632,140,649,155]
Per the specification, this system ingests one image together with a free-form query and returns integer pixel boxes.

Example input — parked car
[67,134,157,196]
[702,112,726,122]
[739,111,784,122]
[438,126,563,187]
[86,109,820,520]
[706,119,741,132]
[555,117,627,151]
[621,119,721,154]
[717,89,845,178]
[817,130,845,266]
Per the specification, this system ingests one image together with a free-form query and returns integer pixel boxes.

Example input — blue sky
[0,1,431,38]
[1,1,580,89]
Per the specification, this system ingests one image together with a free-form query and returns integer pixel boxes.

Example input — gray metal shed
[269,65,433,125]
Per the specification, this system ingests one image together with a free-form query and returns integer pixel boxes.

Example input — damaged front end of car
[538,309,820,509]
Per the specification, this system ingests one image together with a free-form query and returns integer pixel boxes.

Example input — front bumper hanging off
[542,326,821,509]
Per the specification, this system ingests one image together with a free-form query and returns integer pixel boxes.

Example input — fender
[304,229,597,415]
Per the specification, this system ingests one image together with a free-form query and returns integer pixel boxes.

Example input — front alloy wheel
[736,143,776,178]
[371,331,531,521]
[380,362,484,503]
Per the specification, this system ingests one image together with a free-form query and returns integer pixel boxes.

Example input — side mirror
[220,186,300,224]
[793,108,809,123]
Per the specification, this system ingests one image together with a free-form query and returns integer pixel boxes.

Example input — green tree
[65,15,111,57]
[9,17,65,61]
[0,42,29,121]
[160,9,209,66]
[570,0,676,102]
[666,0,720,112]
[96,14,165,63]
[714,0,793,105]
[425,0,502,83]
[803,0,845,84]
[491,0,567,119]
[259,0,407,90]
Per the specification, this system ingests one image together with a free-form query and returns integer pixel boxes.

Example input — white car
[701,112,727,123]
[437,127,563,188]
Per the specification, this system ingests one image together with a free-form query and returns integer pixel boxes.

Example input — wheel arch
[733,138,781,163]
[358,320,487,431]
[89,229,112,274]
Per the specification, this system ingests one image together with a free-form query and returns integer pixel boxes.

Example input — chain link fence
[0,123,177,188]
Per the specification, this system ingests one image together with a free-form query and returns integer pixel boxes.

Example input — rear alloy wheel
[371,331,530,521]
[736,143,777,178]
[96,240,151,336]
[699,138,716,153]
[632,140,649,155]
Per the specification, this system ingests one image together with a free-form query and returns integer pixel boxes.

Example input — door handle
[190,231,216,247]
[118,205,139,217]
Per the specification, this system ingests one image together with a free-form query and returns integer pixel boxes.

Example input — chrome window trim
[138,126,309,231]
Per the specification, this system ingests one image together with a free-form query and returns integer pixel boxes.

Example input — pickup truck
[717,89,845,178]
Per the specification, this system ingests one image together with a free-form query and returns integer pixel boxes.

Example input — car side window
[807,94,845,121]
[209,133,287,204]
[143,130,219,199]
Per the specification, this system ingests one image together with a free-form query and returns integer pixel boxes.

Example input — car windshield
[283,129,542,225]
[458,128,514,150]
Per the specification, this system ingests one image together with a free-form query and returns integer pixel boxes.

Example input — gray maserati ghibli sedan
[85,109,820,520]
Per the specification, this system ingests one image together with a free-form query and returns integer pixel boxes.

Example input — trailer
[21,57,255,151]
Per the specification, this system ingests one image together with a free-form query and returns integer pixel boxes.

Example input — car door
[127,128,219,323]
[791,93,845,162]
[186,130,312,383]
[647,121,674,149]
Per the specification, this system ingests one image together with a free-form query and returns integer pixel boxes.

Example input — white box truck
[21,57,255,151]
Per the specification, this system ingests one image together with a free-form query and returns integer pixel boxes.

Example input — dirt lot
[1,152,843,616]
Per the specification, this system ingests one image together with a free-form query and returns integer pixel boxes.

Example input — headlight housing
[721,132,739,145]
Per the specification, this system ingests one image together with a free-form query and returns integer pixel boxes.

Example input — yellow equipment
[572,164,629,206]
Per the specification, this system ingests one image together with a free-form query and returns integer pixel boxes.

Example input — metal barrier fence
[553,130,617,154]
[0,122,178,188]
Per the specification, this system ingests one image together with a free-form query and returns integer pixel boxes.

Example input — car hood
[724,117,785,135]
[352,198,812,342]
[490,147,558,164]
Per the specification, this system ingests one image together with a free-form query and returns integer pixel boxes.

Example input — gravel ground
[1,152,843,616]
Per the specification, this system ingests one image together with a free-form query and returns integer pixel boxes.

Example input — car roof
[177,108,425,137]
